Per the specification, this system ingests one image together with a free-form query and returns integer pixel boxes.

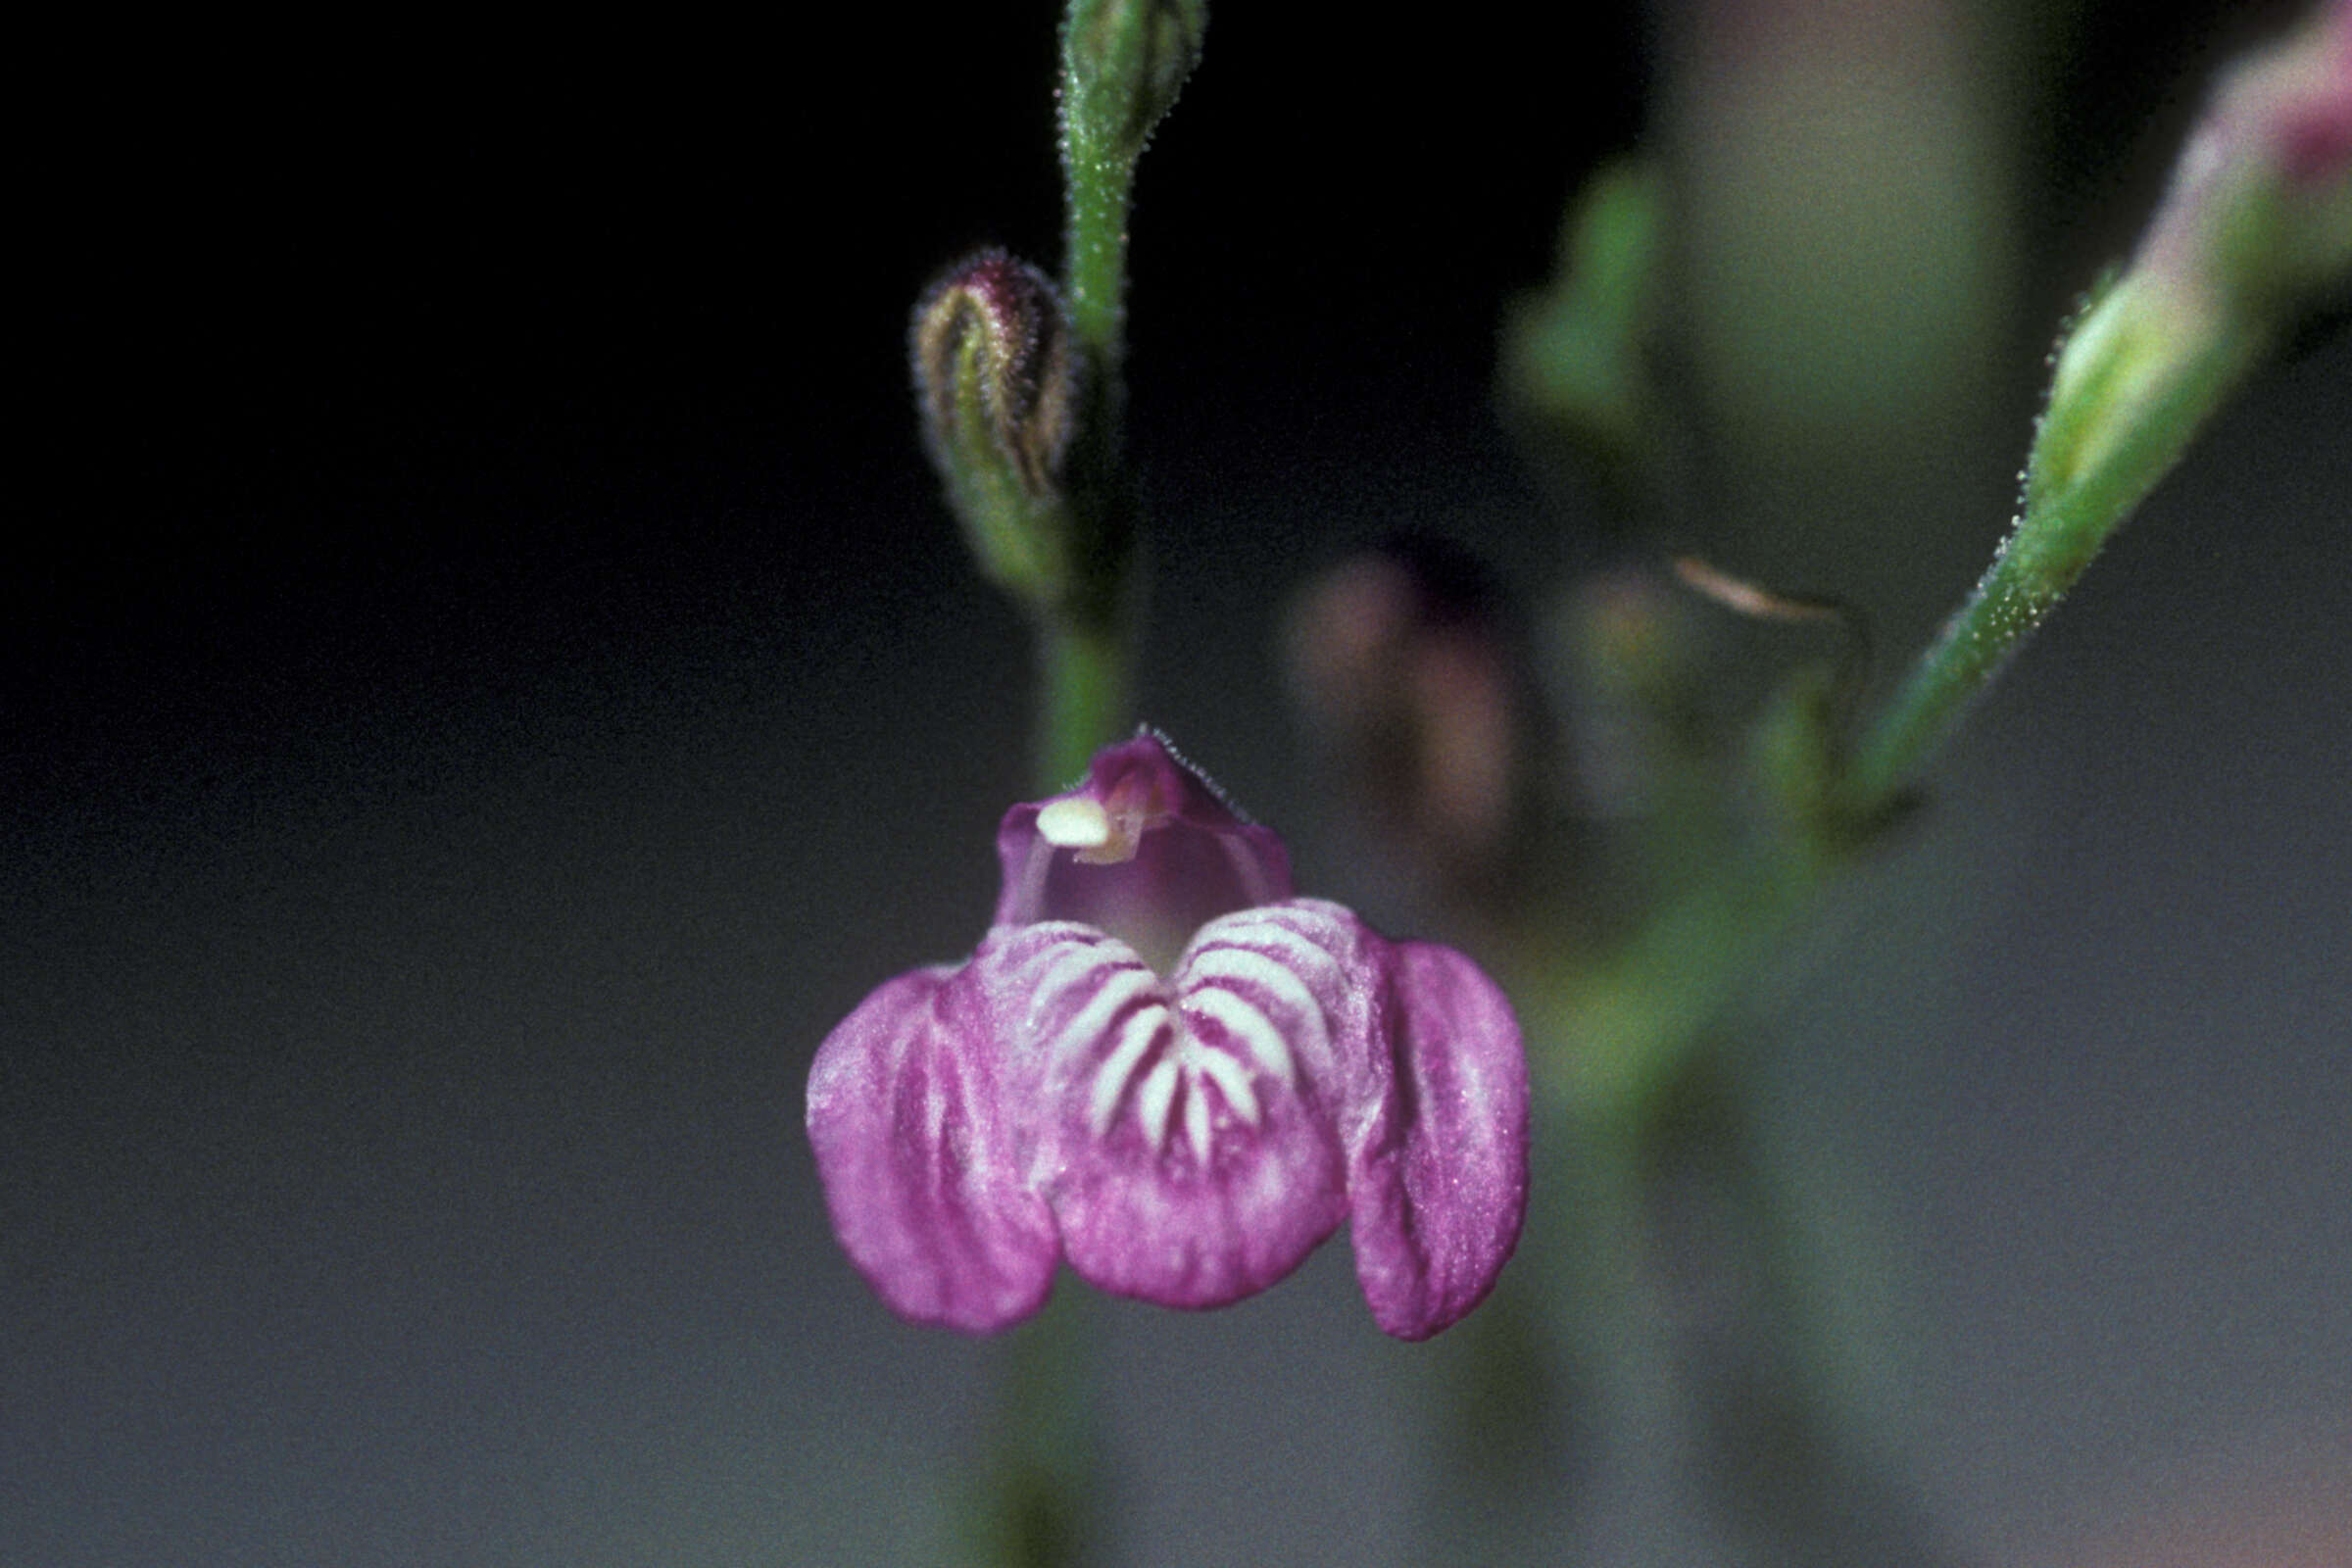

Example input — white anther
[1036,797,1111,850]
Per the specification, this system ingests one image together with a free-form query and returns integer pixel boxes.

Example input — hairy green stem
[1845,307,2270,813]
[1034,9,1159,795]
[1060,138,1136,380]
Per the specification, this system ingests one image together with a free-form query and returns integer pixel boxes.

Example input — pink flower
[806,732,1529,1339]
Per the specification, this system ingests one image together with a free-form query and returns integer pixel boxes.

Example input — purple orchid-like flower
[805,731,1528,1340]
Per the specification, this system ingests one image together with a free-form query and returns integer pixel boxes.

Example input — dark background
[9,4,2348,1564]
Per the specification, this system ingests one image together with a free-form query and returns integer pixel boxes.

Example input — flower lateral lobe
[805,732,1528,1339]
[1348,939,1529,1341]
[804,964,1058,1335]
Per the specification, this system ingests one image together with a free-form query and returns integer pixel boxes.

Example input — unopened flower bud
[913,250,1077,497]
[2139,0,2352,316]
[1061,0,1207,169]
[910,250,1080,598]
[2039,0,2351,502]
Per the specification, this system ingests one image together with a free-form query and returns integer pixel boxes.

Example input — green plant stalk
[1844,300,2271,815]
[992,566,1124,1568]
[1040,116,1138,790]
[931,290,1127,790]
[1496,283,2279,1559]
[963,1289,1103,1568]
[1060,129,1137,382]
[1487,10,2348,1552]
[1034,18,1152,797]
[1054,0,1153,558]
[1039,618,1130,790]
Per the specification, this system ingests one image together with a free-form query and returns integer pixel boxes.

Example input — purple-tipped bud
[2039,1,2351,501]
[2135,0,2352,314]
[912,249,1078,500]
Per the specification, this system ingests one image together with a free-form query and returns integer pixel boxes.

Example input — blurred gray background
[8,3,2347,1563]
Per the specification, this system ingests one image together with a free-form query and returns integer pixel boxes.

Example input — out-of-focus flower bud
[910,250,1080,600]
[1061,0,1207,171]
[1286,539,1527,898]
[2141,0,2352,318]
[2037,0,2351,507]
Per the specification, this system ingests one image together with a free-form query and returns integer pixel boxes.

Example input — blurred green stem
[1039,619,1131,791]
[967,1292,1103,1568]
